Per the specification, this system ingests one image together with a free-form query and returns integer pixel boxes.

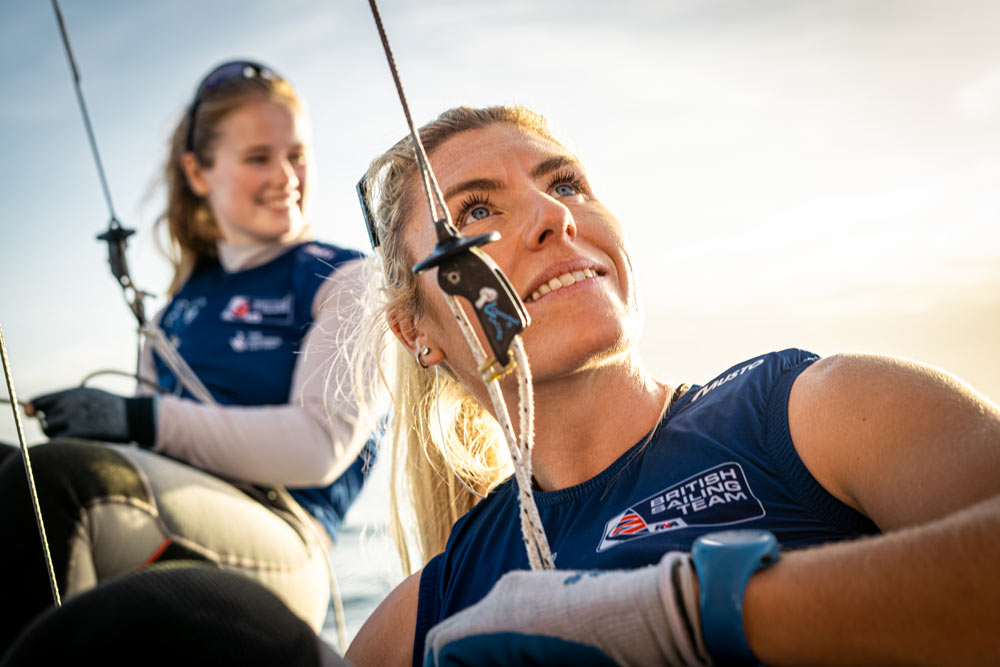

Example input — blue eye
[456,193,496,227]
[554,183,577,197]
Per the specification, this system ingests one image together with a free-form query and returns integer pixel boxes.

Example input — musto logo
[597,463,764,552]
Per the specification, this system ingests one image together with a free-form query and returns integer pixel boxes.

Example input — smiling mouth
[526,268,598,303]
[261,193,300,211]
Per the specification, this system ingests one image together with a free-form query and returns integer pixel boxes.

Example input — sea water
[320,457,404,649]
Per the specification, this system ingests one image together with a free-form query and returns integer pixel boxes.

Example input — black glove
[30,387,156,448]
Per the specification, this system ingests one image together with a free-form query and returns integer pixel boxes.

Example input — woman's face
[188,100,309,245]
[402,123,642,388]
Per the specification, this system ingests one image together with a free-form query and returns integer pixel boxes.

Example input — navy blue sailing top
[413,348,880,663]
[154,240,374,538]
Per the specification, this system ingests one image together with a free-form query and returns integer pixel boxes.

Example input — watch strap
[691,530,779,664]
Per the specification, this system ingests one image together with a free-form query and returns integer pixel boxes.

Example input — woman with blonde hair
[0,61,376,652]
[347,104,1000,666]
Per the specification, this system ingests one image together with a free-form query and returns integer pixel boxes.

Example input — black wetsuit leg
[0,443,17,466]
[0,440,206,653]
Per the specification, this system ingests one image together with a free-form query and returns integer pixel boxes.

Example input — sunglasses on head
[184,60,280,152]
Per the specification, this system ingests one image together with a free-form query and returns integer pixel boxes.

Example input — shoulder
[788,353,1000,529]
[292,241,366,274]
[172,255,219,291]
[347,570,421,667]
[788,352,986,441]
[686,348,820,406]
[288,243,367,313]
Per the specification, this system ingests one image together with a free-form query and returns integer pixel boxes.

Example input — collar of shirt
[216,225,314,273]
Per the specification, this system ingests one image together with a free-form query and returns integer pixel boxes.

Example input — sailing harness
[362,0,555,571]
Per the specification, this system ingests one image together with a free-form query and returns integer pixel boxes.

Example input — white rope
[511,338,554,569]
[140,325,217,405]
[365,0,554,570]
[444,298,554,571]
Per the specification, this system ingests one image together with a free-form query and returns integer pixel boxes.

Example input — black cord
[79,369,171,394]
[51,0,118,224]
[50,0,148,329]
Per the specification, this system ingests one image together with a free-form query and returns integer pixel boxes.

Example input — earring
[417,346,431,369]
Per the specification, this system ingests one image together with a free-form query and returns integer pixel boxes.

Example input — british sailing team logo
[597,462,765,552]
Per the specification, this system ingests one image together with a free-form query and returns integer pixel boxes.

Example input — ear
[387,304,445,366]
[181,152,211,197]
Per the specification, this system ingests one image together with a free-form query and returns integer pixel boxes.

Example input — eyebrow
[240,141,305,153]
[530,155,581,179]
[443,177,504,202]
[442,155,583,201]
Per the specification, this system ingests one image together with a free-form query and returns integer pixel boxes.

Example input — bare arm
[347,570,421,667]
[745,353,1000,665]
[152,259,379,486]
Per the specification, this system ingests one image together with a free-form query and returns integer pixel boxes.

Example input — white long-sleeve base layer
[138,230,378,489]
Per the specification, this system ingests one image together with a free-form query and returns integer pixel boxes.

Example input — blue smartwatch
[691,530,779,664]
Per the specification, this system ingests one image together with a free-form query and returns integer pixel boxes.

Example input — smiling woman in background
[346,105,1000,666]
[0,60,378,653]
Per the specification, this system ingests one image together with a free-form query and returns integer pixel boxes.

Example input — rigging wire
[0,324,62,607]
[43,2,346,644]
[51,0,147,331]
[51,0,118,226]
[365,0,554,570]
[50,0,217,405]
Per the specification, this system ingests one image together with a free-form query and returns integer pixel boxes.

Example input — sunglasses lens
[203,63,253,89]
[199,62,277,95]
[186,61,280,151]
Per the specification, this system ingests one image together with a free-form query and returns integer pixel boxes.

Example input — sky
[3,0,1000,452]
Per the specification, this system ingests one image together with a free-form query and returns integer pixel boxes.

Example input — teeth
[263,193,299,210]
[528,268,598,302]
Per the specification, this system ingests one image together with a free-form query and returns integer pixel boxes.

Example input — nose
[272,156,300,190]
[522,190,577,249]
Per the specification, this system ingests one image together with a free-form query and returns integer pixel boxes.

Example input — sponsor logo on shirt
[597,462,765,552]
[162,297,207,330]
[229,330,284,353]
[690,358,765,403]
[220,293,294,325]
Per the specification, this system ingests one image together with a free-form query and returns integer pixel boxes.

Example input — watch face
[698,529,774,547]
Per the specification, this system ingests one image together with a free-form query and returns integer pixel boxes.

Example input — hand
[29,387,156,447]
[423,552,709,667]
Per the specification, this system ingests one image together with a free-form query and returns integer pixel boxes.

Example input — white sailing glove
[423,551,710,667]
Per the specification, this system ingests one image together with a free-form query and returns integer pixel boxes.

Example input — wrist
[691,530,779,665]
